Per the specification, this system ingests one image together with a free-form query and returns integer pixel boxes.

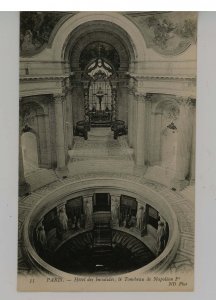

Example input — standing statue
[37,225,47,257]
[85,200,93,227]
[37,225,47,248]
[21,30,36,51]
[157,221,166,256]
[136,206,144,231]
[58,208,68,232]
[111,198,119,225]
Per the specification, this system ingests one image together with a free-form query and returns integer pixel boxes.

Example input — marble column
[19,117,31,196]
[127,78,134,147]
[53,94,68,177]
[134,93,146,168]
[83,85,89,122]
[173,97,193,190]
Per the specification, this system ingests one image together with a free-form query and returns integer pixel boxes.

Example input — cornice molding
[128,73,196,82]
[20,75,69,82]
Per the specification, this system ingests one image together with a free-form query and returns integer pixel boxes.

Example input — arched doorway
[146,98,180,187]
[21,131,39,175]
[57,14,146,133]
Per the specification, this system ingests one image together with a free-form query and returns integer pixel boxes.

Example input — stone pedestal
[53,94,68,177]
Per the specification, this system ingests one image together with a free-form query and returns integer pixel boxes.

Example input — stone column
[83,84,89,122]
[53,94,68,177]
[127,78,134,147]
[19,115,31,196]
[172,97,194,190]
[134,93,146,168]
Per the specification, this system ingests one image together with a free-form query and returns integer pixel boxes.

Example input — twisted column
[111,87,117,121]
[127,78,135,147]
[83,86,89,122]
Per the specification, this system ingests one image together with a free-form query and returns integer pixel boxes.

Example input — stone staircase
[68,159,135,177]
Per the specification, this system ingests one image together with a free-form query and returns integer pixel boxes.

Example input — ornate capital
[144,93,152,102]
[53,93,65,104]
[134,92,147,102]
[127,77,135,94]
[176,96,196,107]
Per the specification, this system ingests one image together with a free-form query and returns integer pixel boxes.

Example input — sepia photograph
[18,11,197,291]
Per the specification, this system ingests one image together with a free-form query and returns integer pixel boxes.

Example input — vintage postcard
[18,11,197,291]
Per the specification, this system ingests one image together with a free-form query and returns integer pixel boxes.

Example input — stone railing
[22,177,179,278]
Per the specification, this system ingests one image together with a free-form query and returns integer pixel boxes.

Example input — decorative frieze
[20,75,69,81]
[128,73,196,82]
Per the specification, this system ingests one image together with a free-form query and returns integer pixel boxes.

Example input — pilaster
[133,92,147,169]
[53,93,68,178]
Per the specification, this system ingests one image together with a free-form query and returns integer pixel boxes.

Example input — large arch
[50,12,147,65]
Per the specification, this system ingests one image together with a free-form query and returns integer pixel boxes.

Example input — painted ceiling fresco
[20,12,71,56]
[125,12,197,55]
[20,12,197,57]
